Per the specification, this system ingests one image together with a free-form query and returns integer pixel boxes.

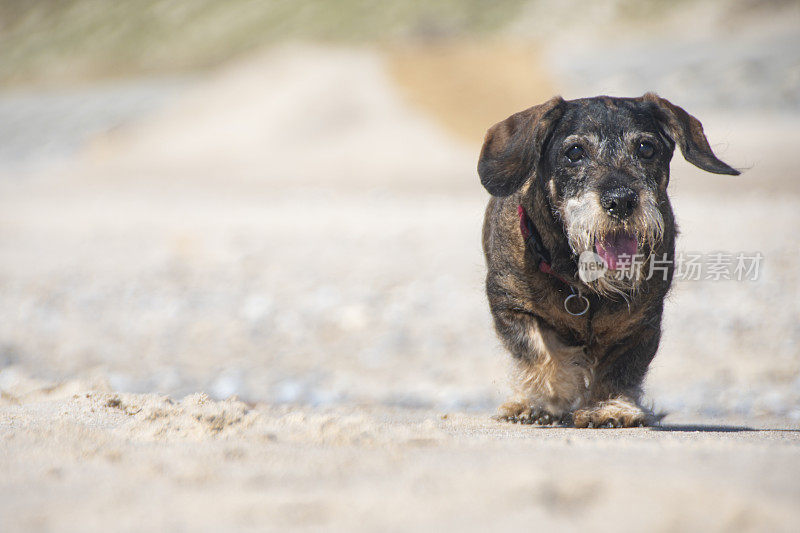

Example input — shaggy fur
[480,93,738,428]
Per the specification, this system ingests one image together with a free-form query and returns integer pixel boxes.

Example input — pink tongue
[595,234,638,270]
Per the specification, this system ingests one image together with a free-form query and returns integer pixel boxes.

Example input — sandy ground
[2,377,800,532]
[1,29,800,532]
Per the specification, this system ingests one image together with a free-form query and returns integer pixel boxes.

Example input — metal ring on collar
[564,293,590,316]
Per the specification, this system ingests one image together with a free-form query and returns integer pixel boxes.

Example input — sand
[2,374,800,533]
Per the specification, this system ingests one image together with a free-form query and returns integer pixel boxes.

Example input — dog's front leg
[492,307,593,425]
[573,325,662,428]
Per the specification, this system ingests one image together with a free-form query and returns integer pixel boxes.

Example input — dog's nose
[600,187,638,219]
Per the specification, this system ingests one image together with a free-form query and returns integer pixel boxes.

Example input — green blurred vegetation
[0,0,527,86]
[0,0,779,87]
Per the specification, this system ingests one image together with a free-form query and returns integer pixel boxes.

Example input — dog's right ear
[478,96,565,197]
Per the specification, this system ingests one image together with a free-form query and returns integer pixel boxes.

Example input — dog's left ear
[478,96,565,196]
[643,93,740,175]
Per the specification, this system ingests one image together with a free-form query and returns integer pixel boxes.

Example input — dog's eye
[637,141,656,159]
[565,145,585,163]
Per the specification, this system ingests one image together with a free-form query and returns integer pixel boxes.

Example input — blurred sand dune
[79,46,473,190]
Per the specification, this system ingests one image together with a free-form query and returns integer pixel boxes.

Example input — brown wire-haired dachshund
[479,93,738,428]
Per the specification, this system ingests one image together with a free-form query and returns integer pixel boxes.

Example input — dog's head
[478,93,739,294]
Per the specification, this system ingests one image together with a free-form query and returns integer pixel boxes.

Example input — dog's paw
[494,401,569,426]
[572,397,652,428]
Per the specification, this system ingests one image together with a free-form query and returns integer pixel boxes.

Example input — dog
[479,93,738,428]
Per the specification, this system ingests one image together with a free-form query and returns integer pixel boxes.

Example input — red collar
[518,205,592,318]
[517,205,571,286]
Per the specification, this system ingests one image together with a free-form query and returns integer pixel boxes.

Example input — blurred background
[0,0,799,419]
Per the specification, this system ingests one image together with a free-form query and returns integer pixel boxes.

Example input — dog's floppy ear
[478,96,565,196]
[643,93,740,176]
